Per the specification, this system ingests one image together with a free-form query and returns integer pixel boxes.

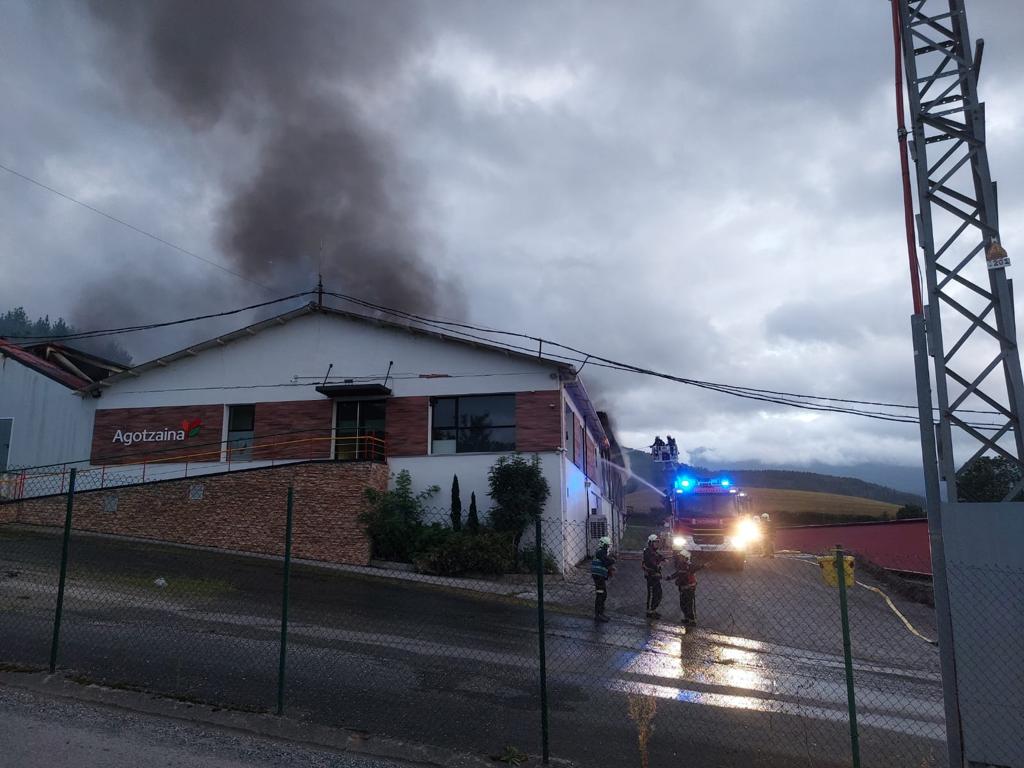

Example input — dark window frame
[226,404,256,462]
[430,394,516,454]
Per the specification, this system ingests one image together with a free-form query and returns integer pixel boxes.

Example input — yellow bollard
[818,554,855,587]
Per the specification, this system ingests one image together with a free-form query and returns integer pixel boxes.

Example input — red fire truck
[665,475,761,571]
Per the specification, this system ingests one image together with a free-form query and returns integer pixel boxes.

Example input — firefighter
[666,549,704,625]
[642,534,665,619]
[760,513,775,558]
[650,436,665,458]
[590,536,616,622]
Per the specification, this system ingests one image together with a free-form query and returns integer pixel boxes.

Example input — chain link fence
[0,478,993,767]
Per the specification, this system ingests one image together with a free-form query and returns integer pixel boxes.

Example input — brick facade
[6,461,386,565]
[252,400,333,460]
[386,396,428,456]
[514,391,561,452]
[92,405,225,465]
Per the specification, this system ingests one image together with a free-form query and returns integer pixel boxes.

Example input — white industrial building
[0,340,123,476]
[3,303,626,566]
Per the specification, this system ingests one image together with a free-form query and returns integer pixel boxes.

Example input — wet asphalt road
[0,527,945,767]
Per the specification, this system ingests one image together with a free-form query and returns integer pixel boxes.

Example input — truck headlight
[736,518,762,545]
[672,535,688,549]
[728,536,747,551]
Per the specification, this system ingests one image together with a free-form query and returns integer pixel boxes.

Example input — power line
[323,290,1003,420]
[0,162,276,294]
[2,291,314,343]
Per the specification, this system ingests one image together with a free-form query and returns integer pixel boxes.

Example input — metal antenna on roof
[321,363,333,386]
[383,360,394,389]
[316,239,325,307]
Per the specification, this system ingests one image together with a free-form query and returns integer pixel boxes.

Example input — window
[431,395,515,454]
[103,494,118,513]
[564,404,574,460]
[0,418,10,472]
[188,483,205,501]
[226,405,255,462]
[335,400,386,461]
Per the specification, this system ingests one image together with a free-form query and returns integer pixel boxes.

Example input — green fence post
[276,485,294,717]
[535,517,550,765]
[49,467,76,674]
[835,545,861,768]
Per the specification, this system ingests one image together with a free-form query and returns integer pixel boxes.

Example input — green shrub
[488,454,551,562]
[520,544,558,574]
[467,492,480,533]
[414,531,515,576]
[361,470,439,562]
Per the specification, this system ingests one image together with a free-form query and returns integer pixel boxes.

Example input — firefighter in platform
[666,549,704,625]
[642,534,666,619]
[591,536,616,622]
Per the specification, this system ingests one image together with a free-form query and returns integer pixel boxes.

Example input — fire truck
[649,438,761,570]
[666,475,761,570]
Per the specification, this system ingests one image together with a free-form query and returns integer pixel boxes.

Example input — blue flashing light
[674,476,695,491]
[721,479,731,487]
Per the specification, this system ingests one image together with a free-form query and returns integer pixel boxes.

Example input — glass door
[335,400,386,460]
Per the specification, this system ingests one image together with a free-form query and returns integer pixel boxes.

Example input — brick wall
[7,461,387,565]
[386,396,428,456]
[252,400,333,460]
[515,391,561,452]
[92,405,225,465]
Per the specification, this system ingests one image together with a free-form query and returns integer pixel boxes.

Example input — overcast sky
[3,1,1024,491]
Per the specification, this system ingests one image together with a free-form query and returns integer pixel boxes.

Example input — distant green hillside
[622,447,924,508]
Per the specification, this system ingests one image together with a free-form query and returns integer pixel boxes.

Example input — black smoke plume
[84,0,457,316]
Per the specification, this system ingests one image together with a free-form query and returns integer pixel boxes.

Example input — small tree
[896,504,925,520]
[957,456,1023,502]
[467,492,480,534]
[361,470,439,562]
[487,454,550,559]
[450,474,463,531]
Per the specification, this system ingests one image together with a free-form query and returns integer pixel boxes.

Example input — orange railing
[2,433,386,500]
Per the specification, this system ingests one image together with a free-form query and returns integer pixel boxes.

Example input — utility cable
[0,161,276,294]
[2,291,315,343]
[324,290,1003,421]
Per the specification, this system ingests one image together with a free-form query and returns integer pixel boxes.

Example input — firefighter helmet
[598,536,612,547]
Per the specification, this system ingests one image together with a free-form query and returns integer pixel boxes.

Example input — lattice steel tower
[898,0,1024,499]
[896,3,1024,766]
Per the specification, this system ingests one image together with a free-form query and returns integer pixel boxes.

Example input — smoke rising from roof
[85,0,457,316]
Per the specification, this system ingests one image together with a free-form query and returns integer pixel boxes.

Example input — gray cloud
[4,0,1024,485]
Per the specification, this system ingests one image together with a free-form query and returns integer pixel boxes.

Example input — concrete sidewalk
[0,672,494,768]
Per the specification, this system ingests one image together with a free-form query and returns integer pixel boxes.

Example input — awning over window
[315,383,392,398]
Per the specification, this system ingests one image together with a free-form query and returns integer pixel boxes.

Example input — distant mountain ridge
[622,448,924,508]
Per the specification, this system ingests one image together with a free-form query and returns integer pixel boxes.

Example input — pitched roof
[84,301,577,393]
[0,338,90,390]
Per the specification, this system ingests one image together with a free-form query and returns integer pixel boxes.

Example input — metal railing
[1,432,386,500]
